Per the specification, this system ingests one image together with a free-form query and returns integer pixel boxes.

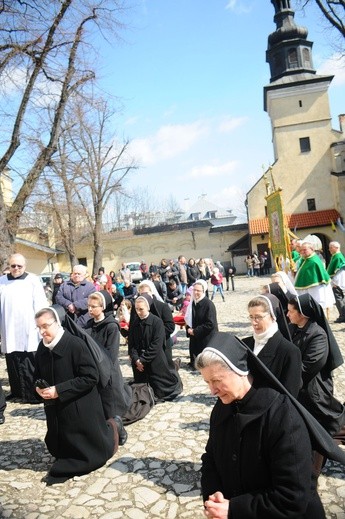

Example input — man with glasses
[56,264,95,328]
[0,253,47,403]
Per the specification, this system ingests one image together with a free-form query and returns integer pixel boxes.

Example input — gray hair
[301,241,314,250]
[73,264,87,275]
[195,349,232,371]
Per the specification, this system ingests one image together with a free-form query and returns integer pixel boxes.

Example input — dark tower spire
[267,0,316,82]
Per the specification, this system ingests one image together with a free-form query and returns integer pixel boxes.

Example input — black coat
[187,297,218,359]
[34,330,115,477]
[187,265,200,286]
[128,296,175,369]
[243,330,302,398]
[85,315,132,417]
[201,386,324,518]
[128,313,182,401]
[289,320,345,435]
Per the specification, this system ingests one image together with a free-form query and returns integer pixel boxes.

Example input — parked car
[125,262,143,283]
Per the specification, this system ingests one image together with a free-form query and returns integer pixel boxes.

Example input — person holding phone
[34,307,118,480]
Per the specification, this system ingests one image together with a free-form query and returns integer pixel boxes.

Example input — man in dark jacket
[123,279,137,302]
[56,265,95,328]
[52,273,64,305]
[166,279,184,311]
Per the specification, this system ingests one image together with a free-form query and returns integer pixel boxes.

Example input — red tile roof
[249,209,340,235]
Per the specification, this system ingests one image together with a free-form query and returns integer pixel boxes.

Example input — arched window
[288,48,298,67]
[303,48,311,67]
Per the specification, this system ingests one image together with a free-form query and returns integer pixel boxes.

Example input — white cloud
[187,160,238,179]
[218,115,248,133]
[129,114,249,166]
[317,53,345,86]
[225,0,253,14]
[130,120,209,165]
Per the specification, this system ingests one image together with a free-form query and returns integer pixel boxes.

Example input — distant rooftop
[179,194,236,225]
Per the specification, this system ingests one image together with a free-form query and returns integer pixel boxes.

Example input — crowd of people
[1,244,345,516]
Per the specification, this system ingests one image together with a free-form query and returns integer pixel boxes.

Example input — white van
[126,262,143,283]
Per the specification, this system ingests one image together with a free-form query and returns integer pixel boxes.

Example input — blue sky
[98,0,345,216]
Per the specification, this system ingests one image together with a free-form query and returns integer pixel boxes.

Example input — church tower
[246,0,345,256]
[267,0,315,81]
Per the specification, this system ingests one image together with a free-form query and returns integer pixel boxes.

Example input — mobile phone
[35,379,50,389]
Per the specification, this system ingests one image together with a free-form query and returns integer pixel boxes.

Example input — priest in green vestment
[294,242,335,312]
[327,241,345,323]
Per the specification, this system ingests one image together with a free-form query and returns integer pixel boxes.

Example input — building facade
[246,0,345,264]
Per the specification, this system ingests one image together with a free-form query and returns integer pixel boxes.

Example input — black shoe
[114,416,128,446]
[0,416,5,425]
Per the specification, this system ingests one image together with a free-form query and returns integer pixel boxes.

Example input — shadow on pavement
[108,455,202,496]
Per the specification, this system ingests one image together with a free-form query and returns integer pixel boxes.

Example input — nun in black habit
[128,295,183,402]
[34,307,118,479]
[287,293,345,441]
[196,332,345,519]
[84,291,132,418]
[242,294,301,397]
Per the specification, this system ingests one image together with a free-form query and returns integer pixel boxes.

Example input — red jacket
[210,273,223,286]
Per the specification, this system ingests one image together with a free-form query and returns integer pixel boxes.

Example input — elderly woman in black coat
[287,293,345,440]
[242,295,301,397]
[128,295,182,402]
[196,333,331,519]
[34,307,117,479]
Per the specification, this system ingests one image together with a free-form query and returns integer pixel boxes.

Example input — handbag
[122,382,155,425]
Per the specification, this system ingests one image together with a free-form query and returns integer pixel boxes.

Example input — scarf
[253,321,278,356]
[43,328,65,350]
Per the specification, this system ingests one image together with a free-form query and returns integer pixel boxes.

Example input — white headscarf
[185,279,209,327]
[138,279,163,302]
[272,270,297,295]
[249,296,278,356]
[40,307,64,349]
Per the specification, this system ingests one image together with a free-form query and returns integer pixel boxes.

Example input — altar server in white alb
[0,254,47,403]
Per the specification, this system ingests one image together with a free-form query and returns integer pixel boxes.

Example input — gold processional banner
[266,190,291,272]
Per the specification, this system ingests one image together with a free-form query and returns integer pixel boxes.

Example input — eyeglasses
[10,264,24,268]
[36,321,56,331]
[248,313,269,322]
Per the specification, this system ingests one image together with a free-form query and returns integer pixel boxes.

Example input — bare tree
[40,98,136,274]
[297,1,345,53]
[0,0,128,269]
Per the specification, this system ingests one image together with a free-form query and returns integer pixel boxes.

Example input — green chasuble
[291,250,300,262]
[295,253,330,289]
[327,252,345,277]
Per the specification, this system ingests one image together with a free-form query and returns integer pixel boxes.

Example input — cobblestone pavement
[1,275,345,518]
